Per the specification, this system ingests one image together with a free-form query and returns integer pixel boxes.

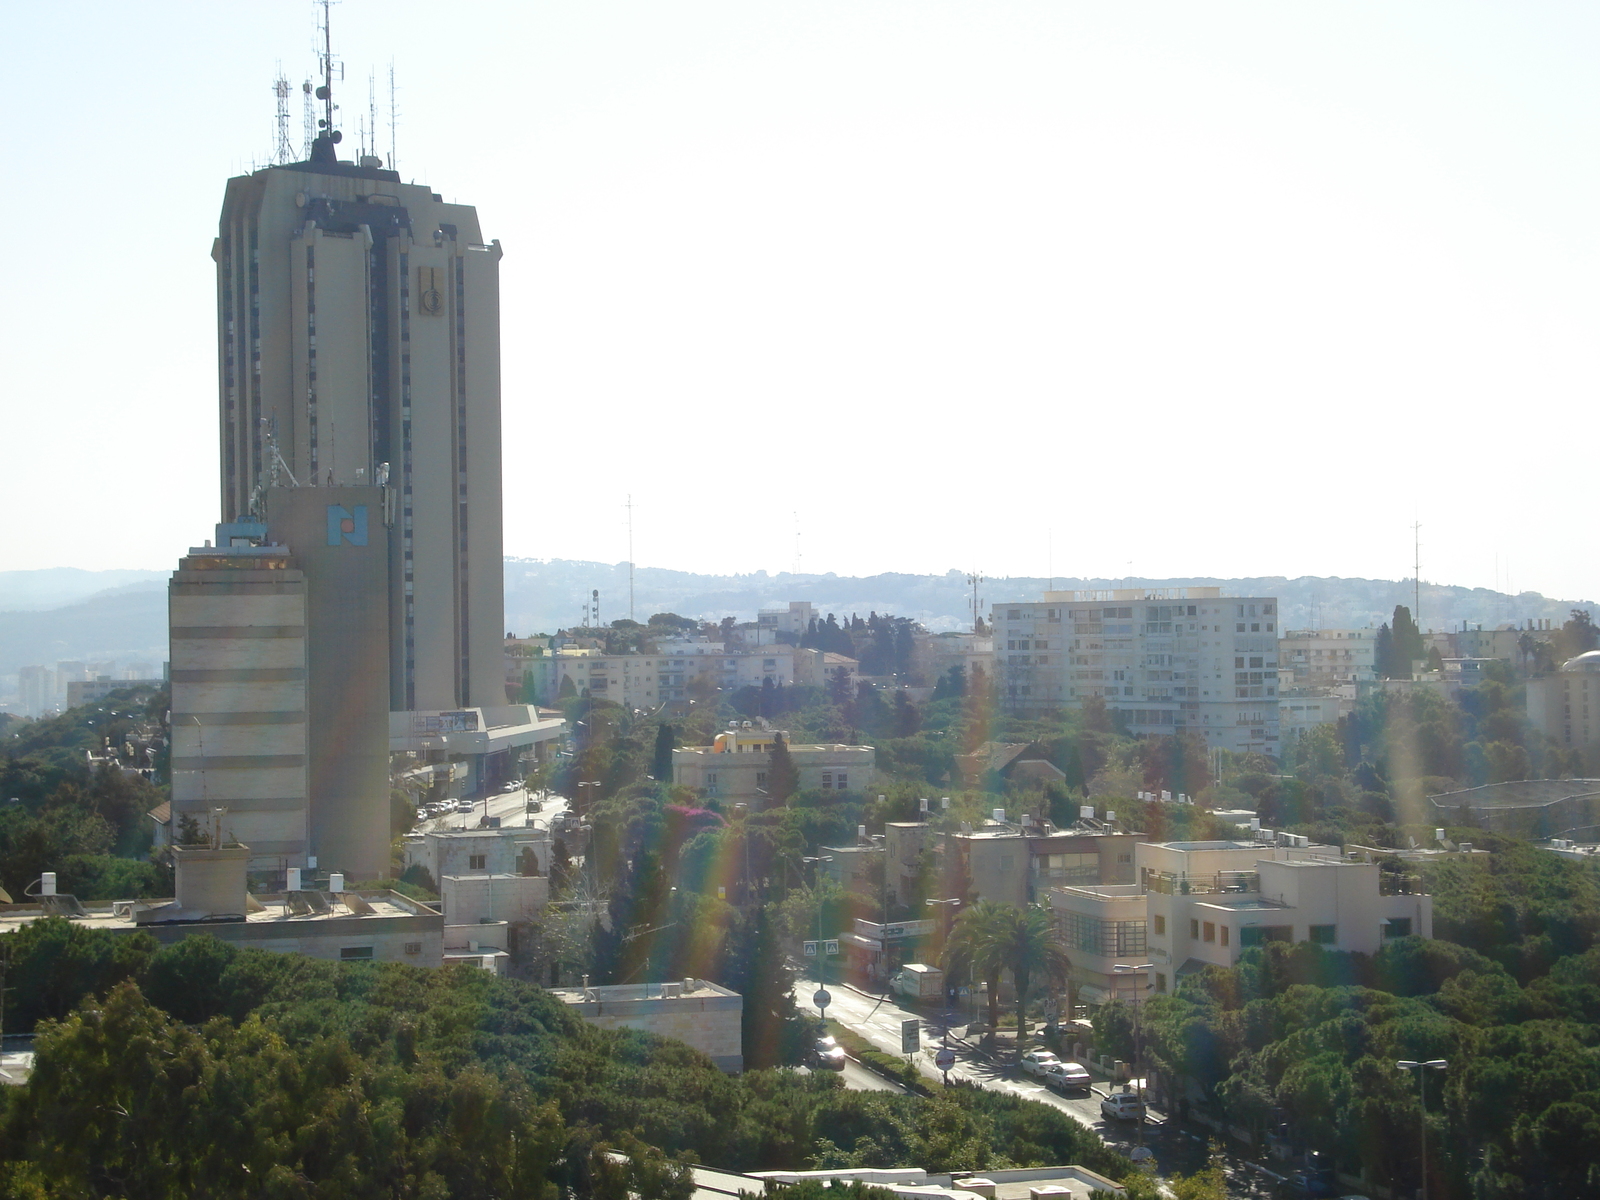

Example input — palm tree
[943,900,1071,1058]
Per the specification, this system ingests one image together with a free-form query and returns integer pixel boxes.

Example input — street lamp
[1113,962,1155,1139]
[1396,1059,1447,1200]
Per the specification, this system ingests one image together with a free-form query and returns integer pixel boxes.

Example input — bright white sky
[4,2,1597,599]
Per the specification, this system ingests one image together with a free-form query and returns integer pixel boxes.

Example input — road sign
[824,939,839,956]
[900,1019,920,1054]
[813,989,832,1010]
[934,1047,956,1072]
[803,941,817,957]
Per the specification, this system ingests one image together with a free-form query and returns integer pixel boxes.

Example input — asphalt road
[802,973,1282,1197]
[413,787,567,834]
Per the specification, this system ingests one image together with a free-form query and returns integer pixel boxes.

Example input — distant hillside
[0,582,168,674]
[504,560,1593,640]
[0,568,167,611]
[3,561,1592,676]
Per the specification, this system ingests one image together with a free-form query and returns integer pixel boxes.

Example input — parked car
[1018,1050,1062,1078]
[455,799,475,813]
[1100,1091,1146,1122]
[1042,1061,1092,1092]
[810,1036,847,1070]
[501,781,521,793]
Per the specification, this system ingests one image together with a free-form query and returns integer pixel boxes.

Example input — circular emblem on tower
[420,287,443,315]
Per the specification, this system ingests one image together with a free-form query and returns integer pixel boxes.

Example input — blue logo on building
[327,505,369,546]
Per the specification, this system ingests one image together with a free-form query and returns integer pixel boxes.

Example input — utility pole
[625,494,635,623]
[967,571,984,634]
[1413,521,1422,630]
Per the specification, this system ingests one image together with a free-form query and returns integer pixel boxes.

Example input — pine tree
[766,734,800,806]
[651,724,676,782]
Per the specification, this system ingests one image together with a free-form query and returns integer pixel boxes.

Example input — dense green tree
[652,723,677,781]
[767,735,800,806]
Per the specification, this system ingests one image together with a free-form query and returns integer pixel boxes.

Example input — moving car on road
[810,1036,847,1070]
[1100,1091,1146,1121]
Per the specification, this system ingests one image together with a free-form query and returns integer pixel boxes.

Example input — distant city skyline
[6,2,1598,601]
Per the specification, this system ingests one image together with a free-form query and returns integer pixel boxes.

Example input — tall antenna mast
[368,71,377,161]
[968,571,984,634]
[302,80,315,158]
[388,61,398,170]
[272,66,294,164]
[625,494,635,623]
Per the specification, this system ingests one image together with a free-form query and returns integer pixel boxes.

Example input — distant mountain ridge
[1,561,1591,677]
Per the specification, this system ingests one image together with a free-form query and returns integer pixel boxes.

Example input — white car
[1018,1050,1062,1078]
[455,799,475,814]
[1042,1061,1092,1092]
[1100,1091,1146,1121]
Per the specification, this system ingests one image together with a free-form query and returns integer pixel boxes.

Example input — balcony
[1143,869,1260,896]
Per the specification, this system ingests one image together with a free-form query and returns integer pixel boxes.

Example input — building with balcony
[1047,837,1431,1000]
[1278,628,1376,688]
[992,588,1280,754]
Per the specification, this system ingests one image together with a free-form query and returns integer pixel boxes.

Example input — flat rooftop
[551,979,737,1004]
[0,891,434,934]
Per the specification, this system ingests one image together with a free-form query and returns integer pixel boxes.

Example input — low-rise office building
[672,725,875,800]
[0,840,443,967]
[551,979,743,1072]
[1278,628,1376,687]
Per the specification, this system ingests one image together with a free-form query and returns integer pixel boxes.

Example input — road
[801,973,1281,1197]
[412,786,567,835]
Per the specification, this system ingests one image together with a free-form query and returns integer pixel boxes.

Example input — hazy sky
[5,2,1597,601]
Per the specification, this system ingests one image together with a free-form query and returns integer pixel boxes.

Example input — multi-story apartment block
[1527,649,1600,771]
[525,644,795,708]
[1278,628,1376,687]
[993,588,1280,754]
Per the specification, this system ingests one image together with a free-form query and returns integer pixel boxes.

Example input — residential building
[1276,691,1345,752]
[993,588,1280,754]
[1047,837,1431,999]
[1527,650,1600,772]
[403,824,553,884]
[793,648,858,691]
[757,601,817,640]
[17,666,55,718]
[524,645,795,708]
[912,630,995,690]
[1278,628,1376,687]
[672,724,875,800]
[214,121,506,724]
[945,820,1140,909]
[551,979,744,1072]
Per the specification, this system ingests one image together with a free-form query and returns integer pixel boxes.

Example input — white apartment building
[1047,837,1432,998]
[1278,629,1376,687]
[1277,691,1346,751]
[526,644,794,708]
[993,588,1280,755]
[1527,650,1600,769]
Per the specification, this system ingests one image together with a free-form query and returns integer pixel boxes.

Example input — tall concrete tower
[213,133,505,714]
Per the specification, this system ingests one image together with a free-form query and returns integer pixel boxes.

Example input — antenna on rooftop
[625,494,635,622]
[302,79,316,158]
[367,71,377,160]
[1412,520,1422,630]
[272,66,295,165]
[388,61,399,171]
[967,571,984,633]
[313,0,343,148]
